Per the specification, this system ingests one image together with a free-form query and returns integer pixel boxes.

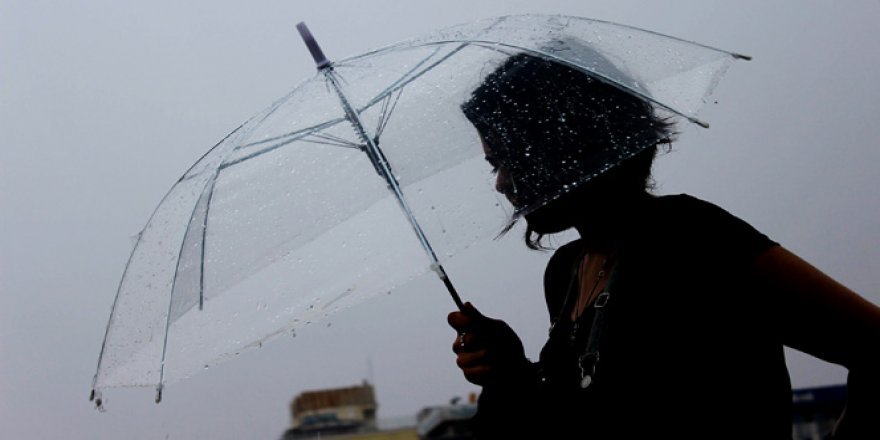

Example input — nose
[495,169,510,194]
[495,169,518,203]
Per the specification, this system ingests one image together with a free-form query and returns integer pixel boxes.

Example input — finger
[447,311,466,329]
[452,332,478,354]
[447,310,479,331]
[461,301,485,318]
[452,332,465,353]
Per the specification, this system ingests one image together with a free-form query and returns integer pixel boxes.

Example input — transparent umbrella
[91,14,749,407]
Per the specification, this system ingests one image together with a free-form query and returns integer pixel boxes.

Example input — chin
[524,210,574,235]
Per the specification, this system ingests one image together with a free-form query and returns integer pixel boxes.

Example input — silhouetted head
[462,51,675,248]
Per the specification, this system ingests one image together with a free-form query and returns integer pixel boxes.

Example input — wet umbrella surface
[90,14,748,407]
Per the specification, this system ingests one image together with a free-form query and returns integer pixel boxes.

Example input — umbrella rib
[155,171,222,404]
[375,88,404,140]
[412,39,734,127]
[221,44,468,170]
[337,15,747,66]
[374,91,393,138]
[308,132,363,149]
[219,121,352,170]
[90,228,145,407]
[93,69,317,404]
[219,133,360,171]
[198,176,219,311]
[91,121,251,404]
[356,42,470,113]
[236,117,347,150]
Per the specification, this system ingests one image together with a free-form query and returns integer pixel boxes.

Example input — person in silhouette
[448,53,880,438]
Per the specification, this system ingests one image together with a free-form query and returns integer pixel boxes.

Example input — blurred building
[282,381,388,439]
[791,384,846,440]
[279,382,478,440]
[281,380,846,439]
[415,394,477,440]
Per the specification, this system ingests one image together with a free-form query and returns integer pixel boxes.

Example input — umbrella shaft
[322,69,465,310]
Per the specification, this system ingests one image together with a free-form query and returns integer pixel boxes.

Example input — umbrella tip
[91,389,106,412]
[296,22,332,70]
[690,117,710,129]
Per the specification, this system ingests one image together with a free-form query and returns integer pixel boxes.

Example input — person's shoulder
[547,239,583,269]
[650,193,724,213]
[648,193,778,255]
[647,193,742,227]
[544,239,583,286]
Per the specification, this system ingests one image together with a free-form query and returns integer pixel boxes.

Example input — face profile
[463,51,674,243]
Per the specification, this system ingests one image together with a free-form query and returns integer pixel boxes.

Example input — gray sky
[2,1,878,439]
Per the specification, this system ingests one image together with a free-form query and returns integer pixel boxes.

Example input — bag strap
[577,256,622,389]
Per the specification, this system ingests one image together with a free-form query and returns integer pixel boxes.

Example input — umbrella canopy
[91,13,748,406]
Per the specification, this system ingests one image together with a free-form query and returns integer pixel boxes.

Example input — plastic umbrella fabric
[91,14,748,406]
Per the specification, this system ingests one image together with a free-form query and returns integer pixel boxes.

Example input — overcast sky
[2,1,879,439]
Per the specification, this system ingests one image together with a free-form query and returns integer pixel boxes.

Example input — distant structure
[791,384,846,440]
[416,394,477,440]
[282,381,381,439]
[279,381,479,440]
[279,380,845,439]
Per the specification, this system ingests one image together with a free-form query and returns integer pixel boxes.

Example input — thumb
[461,301,484,318]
